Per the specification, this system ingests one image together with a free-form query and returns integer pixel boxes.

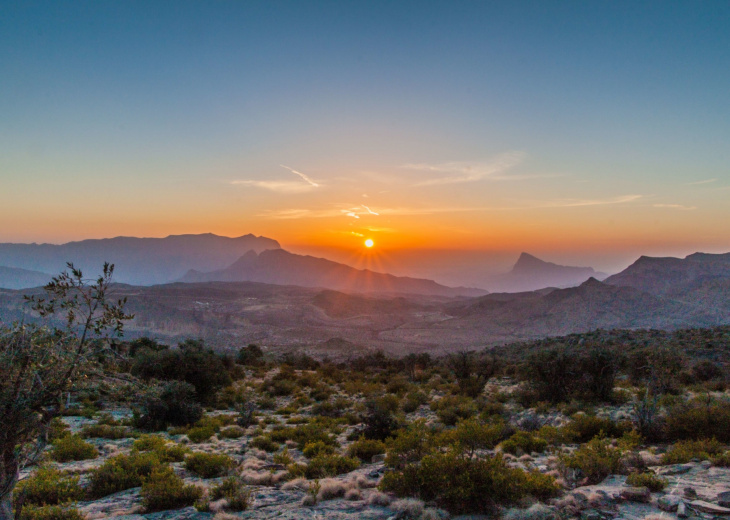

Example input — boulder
[657,464,693,476]
[718,491,730,508]
[689,500,730,515]
[658,495,682,512]
[620,487,651,503]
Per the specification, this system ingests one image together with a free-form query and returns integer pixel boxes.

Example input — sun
[364,238,374,248]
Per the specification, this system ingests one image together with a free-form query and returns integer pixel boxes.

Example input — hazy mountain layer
[0,266,52,290]
[1,254,727,355]
[180,248,488,297]
[605,252,730,297]
[0,233,280,286]
[484,252,604,293]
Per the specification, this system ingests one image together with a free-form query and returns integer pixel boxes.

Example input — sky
[1,0,729,275]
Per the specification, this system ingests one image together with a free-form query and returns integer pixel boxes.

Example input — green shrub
[81,424,129,439]
[184,452,236,478]
[380,451,559,514]
[662,439,724,464]
[50,435,98,462]
[155,443,190,463]
[626,472,667,491]
[304,454,360,479]
[385,420,438,471]
[268,422,338,449]
[133,434,169,452]
[219,426,245,439]
[140,466,203,512]
[560,437,623,484]
[347,438,386,462]
[211,477,251,511]
[302,440,335,458]
[237,344,264,366]
[195,414,236,430]
[249,435,279,452]
[88,452,162,498]
[535,425,570,445]
[362,397,401,440]
[187,426,215,443]
[664,400,730,442]
[563,414,628,443]
[48,418,71,441]
[134,381,204,431]
[15,467,84,507]
[132,435,189,462]
[132,339,232,404]
[273,449,294,466]
[431,395,477,427]
[711,451,730,467]
[501,431,548,455]
[16,505,85,520]
[402,391,429,413]
[444,418,507,455]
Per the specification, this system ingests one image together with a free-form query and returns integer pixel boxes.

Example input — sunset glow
[0,1,728,277]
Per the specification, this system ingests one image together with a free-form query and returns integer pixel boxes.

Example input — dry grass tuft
[391,497,425,517]
[317,478,347,500]
[281,477,308,491]
[345,488,362,501]
[366,490,392,506]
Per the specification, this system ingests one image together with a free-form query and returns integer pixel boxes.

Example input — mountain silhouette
[484,252,602,292]
[180,249,487,297]
[0,233,280,286]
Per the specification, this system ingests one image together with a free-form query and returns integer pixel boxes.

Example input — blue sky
[1,0,729,271]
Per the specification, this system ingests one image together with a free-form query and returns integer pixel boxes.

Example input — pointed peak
[512,252,551,271]
[580,277,604,288]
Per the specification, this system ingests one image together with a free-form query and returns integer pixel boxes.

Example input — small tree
[0,263,131,520]
[449,351,499,398]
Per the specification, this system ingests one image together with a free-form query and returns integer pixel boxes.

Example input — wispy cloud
[231,165,320,193]
[653,203,696,210]
[685,178,717,186]
[280,165,319,187]
[256,204,495,219]
[404,152,541,186]
[255,194,644,220]
[231,180,316,193]
[539,194,643,208]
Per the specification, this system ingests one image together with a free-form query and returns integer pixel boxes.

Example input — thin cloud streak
[538,194,643,208]
[280,165,319,187]
[231,165,320,193]
[256,194,645,219]
[685,178,717,186]
[404,152,542,186]
[653,203,697,210]
[230,180,317,193]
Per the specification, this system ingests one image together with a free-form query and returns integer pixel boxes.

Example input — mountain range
[484,252,605,292]
[1,246,728,355]
[179,248,487,297]
[0,233,280,286]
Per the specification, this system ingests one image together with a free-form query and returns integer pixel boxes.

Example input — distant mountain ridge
[0,266,52,290]
[0,233,280,286]
[180,248,487,297]
[1,250,728,352]
[484,252,603,292]
[605,252,730,297]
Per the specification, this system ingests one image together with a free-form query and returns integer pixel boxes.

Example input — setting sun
[364,238,374,248]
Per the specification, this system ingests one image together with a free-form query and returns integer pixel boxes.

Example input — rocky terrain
[21,370,730,520]
[2,248,730,354]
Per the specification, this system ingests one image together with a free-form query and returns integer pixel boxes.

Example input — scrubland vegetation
[4,321,730,519]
